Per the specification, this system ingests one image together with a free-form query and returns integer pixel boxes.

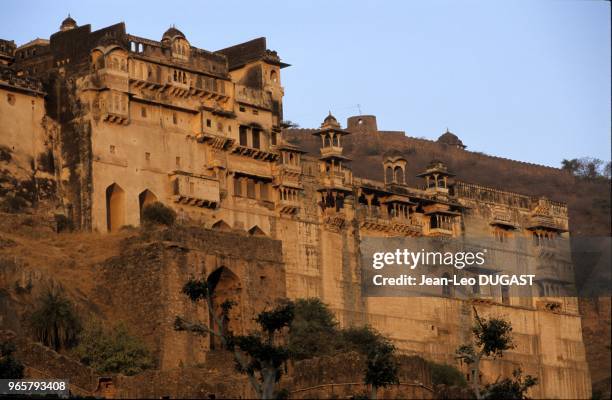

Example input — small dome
[321,111,340,128]
[60,15,77,32]
[437,129,466,149]
[162,26,186,41]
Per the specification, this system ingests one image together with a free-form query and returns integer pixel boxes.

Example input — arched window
[270,70,278,83]
[394,166,404,184]
[385,166,393,183]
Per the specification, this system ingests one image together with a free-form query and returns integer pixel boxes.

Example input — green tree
[364,337,399,399]
[428,361,468,387]
[0,342,24,379]
[288,298,339,360]
[73,321,153,375]
[456,308,530,400]
[29,287,81,351]
[561,158,580,175]
[482,368,538,399]
[175,275,295,399]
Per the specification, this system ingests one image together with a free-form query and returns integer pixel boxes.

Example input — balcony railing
[357,209,422,235]
[170,171,220,208]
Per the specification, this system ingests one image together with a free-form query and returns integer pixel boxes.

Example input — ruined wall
[92,226,286,370]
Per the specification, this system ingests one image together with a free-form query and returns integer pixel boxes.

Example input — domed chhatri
[321,111,340,129]
[437,129,466,149]
[162,26,186,41]
[60,14,77,32]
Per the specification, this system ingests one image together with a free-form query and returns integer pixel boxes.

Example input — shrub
[54,214,73,233]
[0,194,28,213]
[141,202,176,227]
[0,146,11,162]
[428,361,468,387]
[340,325,388,355]
[73,321,153,376]
[0,341,24,379]
[29,287,81,350]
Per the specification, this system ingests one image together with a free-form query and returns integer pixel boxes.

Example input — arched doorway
[106,183,125,232]
[138,189,158,223]
[207,267,242,350]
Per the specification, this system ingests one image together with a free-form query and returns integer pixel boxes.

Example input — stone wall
[92,226,286,370]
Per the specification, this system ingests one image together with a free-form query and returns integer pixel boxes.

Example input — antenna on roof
[357,104,362,115]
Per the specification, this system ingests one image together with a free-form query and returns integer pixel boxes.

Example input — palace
[0,17,591,398]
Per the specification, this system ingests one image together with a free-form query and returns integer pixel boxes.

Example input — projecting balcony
[277,198,300,214]
[195,130,234,150]
[319,171,351,191]
[527,214,567,232]
[357,209,422,236]
[320,146,343,158]
[231,145,280,162]
[170,171,220,208]
[428,227,454,237]
[95,67,129,91]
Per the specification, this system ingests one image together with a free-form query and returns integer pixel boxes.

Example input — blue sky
[2,0,610,167]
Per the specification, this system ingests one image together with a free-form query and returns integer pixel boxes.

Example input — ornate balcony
[170,171,220,208]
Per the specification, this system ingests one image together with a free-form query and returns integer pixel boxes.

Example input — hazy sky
[2,0,610,167]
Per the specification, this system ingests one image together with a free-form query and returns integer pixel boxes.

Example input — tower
[312,112,353,213]
[417,160,454,194]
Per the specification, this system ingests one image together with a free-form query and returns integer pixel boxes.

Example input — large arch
[207,267,242,350]
[106,183,125,232]
[138,189,158,223]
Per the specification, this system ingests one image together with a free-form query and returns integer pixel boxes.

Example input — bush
[73,321,153,375]
[340,325,388,355]
[141,202,176,227]
[29,287,81,350]
[0,342,24,379]
[428,361,468,387]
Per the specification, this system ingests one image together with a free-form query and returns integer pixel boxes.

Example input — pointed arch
[138,189,158,222]
[248,225,266,237]
[207,266,242,349]
[106,183,125,232]
[212,220,232,231]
